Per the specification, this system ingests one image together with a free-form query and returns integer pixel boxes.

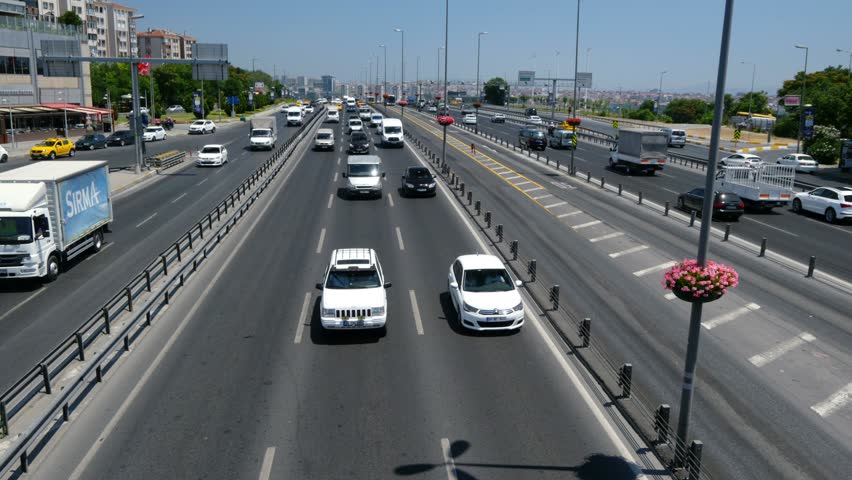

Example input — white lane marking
[749,332,815,367]
[135,212,158,228]
[293,292,312,344]
[441,438,458,480]
[664,292,677,300]
[505,175,522,180]
[409,289,424,335]
[521,186,543,192]
[557,211,583,218]
[333,172,338,182]
[701,303,761,330]
[0,287,48,323]
[633,260,677,277]
[742,217,799,237]
[196,178,208,186]
[811,383,852,417]
[532,194,552,200]
[258,446,276,480]
[213,167,225,175]
[657,172,674,178]
[609,245,648,258]
[589,232,624,243]
[572,220,602,230]
[171,192,188,204]
[663,188,680,195]
[337,157,341,165]
[316,228,326,254]
[68,148,301,480]
[499,171,514,176]
[339,145,343,152]
[515,180,533,186]
[327,194,334,209]
[395,226,405,251]
[388,193,395,207]
[544,201,568,209]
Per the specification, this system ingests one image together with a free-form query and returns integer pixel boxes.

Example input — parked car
[518,127,547,151]
[106,130,136,146]
[792,186,852,223]
[30,138,75,160]
[491,113,506,123]
[196,144,228,167]
[462,114,477,125]
[75,134,108,150]
[73,123,86,129]
[348,131,370,154]
[776,153,818,173]
[719,153,763,168]
[143,126,167,141]
[189,120,216,134]
[400,166,437,197]
[447,254,525,331]
[166,105,185,113]
[677,188,744,220]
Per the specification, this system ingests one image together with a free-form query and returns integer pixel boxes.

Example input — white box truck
[715,164,795,211]
[608,128,668,175]
[249,117,277,150]
[0,161,113,281]
[286,106,303,126]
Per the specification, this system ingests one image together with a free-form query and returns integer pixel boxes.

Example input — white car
[318,248,390,331]
[792,186,852,223]
[462,114,477,125]
[326,109,340,123]
[427,105,438,113]
[196,144,228,167]
[370,114,383,128]
[165,105,185,113]
[305,105,315,113]
[527,115,543,125]
[347,118,363,134]
[189,120,216,135]
[0,144,8,163]
[143,126,166,141]
[491,113,506,123]
[447,254,525,331]
[776,153,818,173]
[359,108,372,121]
[719,153,763,168]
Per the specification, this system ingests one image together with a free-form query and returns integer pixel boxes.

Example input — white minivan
[342,155,385,198]
[286,106,303,126]
[663,128,686,148]
[326,109,340,123]
[381,118,404,148]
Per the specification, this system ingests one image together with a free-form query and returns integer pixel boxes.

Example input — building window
[0,56,30,75]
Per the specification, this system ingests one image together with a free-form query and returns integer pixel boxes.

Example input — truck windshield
[349,164,379,177]
[385,126,401,134]
[252,130,271,136]
[0,217,33,244]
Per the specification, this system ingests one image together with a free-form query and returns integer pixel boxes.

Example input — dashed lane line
[135,212,158,228]
[589,232,624,243]
[633,260,677,277]
[315,228,326,254]
[749,332,815,367]
[327,194,334,209]
[409,289,425,335]
[557,211,583,218]
[396,226,405,250]
[572,220,602,230]
[293,292,312,344]
[701,303,761,330]
[544,201,568,209]
[610,245,648,258]
[811,383,852,418]
[258,446,276,480]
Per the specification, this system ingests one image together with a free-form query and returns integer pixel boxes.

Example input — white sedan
[527,115,543,125]
[792,186,852,223]
[143,126,166,141]
[462,114,477,125]
[776,153,818,173]
[196,144,228,167]
[719,153,763,168]
[448,254,524,331]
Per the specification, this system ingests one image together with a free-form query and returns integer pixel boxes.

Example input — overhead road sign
[518,70,535,85]
[576,72,593,88]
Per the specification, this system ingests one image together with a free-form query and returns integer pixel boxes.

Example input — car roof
[201,144,224,149]
[330,248,377,269]
[457,254,505,270]
[347,155,381,165]
[317,128,334,134]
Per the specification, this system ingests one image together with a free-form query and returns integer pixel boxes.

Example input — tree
[731,91,770,116]
[483,77,509,105]
[628,109,656,121]
[58,10,82,26]
[665,98,710,124]
[776,66,852,139]
[804,125,841,165]
[638,100,656,112]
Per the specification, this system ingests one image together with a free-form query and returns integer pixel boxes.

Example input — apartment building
[88,1,137,58]
[137,28,195,59]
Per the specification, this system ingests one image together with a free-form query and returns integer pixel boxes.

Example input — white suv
[447,254,524,331]
[792,186,852,223]
[189,120,216,134]
[318,248,391,331]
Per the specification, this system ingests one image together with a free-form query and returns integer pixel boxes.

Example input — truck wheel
[791,199,802,213]
[825,208,837,224]
[91,230,104,252]
[44,254,60,282]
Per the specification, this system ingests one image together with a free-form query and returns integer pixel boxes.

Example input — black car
[400,166,437,197]
[518,127,547,151]
[106,130,136,146]
[348,131,370,154]
[75,134,108,150]
[677,188,744,220]
[525,107,538,117]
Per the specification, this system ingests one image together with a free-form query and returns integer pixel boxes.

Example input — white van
[286,106,303,126]
[342,155,385,198]
[663,128,686,148]
[326,109,340,123]
[381,118,404,148]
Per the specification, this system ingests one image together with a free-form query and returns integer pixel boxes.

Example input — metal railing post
[580,318,591,347]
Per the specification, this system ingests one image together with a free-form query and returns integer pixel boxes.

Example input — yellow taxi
[337,103,343,111]
[30,138,75,160]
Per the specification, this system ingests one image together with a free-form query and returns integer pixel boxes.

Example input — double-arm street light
[476,31,488,102]
[129,13,145,172]
[395,28,404,110]
[837,48,852,81]
[794,44,808,153]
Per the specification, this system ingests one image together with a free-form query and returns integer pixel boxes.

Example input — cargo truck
[608,128,668,175]
[249,117,277,150]
[0,161,113,281]
[715,164,795,211]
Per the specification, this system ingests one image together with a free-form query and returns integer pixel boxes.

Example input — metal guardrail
[0,107,325,475]
[145,149,185,169]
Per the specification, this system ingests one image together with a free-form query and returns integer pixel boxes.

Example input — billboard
[784,95,801,107]
[192,91,202,114]
[59,167,111,245]
[802,107,815,139]
[518,70,535,85]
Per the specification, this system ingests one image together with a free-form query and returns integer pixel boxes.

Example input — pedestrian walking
[470,143,477,155]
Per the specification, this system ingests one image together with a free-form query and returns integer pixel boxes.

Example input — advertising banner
[59,168,111,245]
[802,107,815,139]
[193,91,202,114]
[248,91,254,106]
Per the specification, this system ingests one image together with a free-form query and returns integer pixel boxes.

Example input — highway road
[444,107,852,281]
[382,104,852,480]
[0,109,304,391]
[27,110,666,480]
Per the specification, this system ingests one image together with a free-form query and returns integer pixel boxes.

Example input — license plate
[486,317,504,322]
[343,320,364,327]
[417,188,426,192]
[726,205,737,210]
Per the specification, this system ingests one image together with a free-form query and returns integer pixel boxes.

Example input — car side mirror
[341,172,348,178]
[432,174,437,178]
[315,283,323,290]
[382,172,386,178]
[449,281,458,289]
[384,282,392,289]
[515,279,523,287]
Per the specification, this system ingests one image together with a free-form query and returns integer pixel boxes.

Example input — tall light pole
[584,48,591,109]
[438,45,444,99]
[554,50,560,107]
[441,0,449,167]
[251,57,258,72]
[569,0,580,174]
[2,98,15,148]
[476,31,488,102]
[103,92,112,133]
[795,44,808,154]
[379,44,387,102]
[657,70,668,115]
[739,61,756,117]
[129,13,145,173]
[57,89,68,136]
[395,28,405,106]
[837,48,852,81]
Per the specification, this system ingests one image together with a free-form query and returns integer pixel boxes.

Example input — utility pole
[795,45,808,154]
[395,28,405,104]
[740,61,756,117]
[380,44,387,102]
[570,0,581,174]
[129,14,145,173]
[837,48,852,81]
[476,31,488,102]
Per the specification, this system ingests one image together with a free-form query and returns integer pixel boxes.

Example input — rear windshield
[350,120,362,125]
[327,111,337,115]
[671,130,686,137]
[531,132,545,139]
[288,111,300,117]
[352,132,368,141]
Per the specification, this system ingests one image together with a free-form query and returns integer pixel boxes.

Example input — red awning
[40,104,112,116]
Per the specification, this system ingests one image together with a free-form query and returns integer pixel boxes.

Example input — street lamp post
[836,48,851,81]
[441,0,449,168]
[379,44,387,103]
[2,98,15,148]
[438,46,444,99]
[740,61,756,117]
[657,70,668,115]
[57,90,68,137]
[103,92,112,133]
[129,14,145,173]
[570,0,581,175]
[584,48,591,109]
[476,31,488,102]
[795,45,808,154]
[395,28,405,116]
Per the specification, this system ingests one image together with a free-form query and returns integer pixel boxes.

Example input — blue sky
[138,0,852,94]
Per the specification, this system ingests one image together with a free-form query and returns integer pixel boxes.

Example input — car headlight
[513,302,524,312]
[321,307,335,317]
[349,144,354,148]
[405,183,414,188]
[427,183,436,188]
[462,302,478,313]
[371,306,385,316]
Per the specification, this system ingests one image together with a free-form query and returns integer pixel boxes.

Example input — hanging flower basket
[437,115,455,126]
[383,93,389,99]
[435,95,442,101]
[473,102,482,109]
[398,100,409,107]
[663,259,738,303]
[565,117,582,127]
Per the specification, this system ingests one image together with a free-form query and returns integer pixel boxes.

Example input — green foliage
[638,100,656,111]
[777,66,852,139]
[773,115,798,138]
[57,10,82,26]
[665,98,710,124]
[628,109,656,121]
[698,110,715,125]
[804,125,841,165]
[723,94,735,123]
[657,114,673,123]
[731,91,770,115]
[518,94,529,104]
[483,77,509,105]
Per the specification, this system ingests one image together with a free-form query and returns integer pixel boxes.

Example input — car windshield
[349,164,379,177]
[407,168,431,179]
[325,268,381,289]
[0,217,33,244]
[385,126,401,134]
[672,131,685,137]
[463,268,514,292]
[192,121,205,126]
[200,147,221,154]
[288,112,300,117]
[372,116,382,120]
